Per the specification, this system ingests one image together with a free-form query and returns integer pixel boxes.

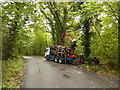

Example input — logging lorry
[45,31,82,64]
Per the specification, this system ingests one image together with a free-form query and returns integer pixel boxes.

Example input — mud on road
[22,56,118,88]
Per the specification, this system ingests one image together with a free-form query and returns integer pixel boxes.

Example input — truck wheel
[61,60,65,64]
[59,58,65,64]
[59,60,62,63]
[55,59,57,62]
[53,59,55,61]
[57,59,59,63]
[46,56,49,61]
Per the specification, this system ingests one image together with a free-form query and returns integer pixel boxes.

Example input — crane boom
[60,31,72,44]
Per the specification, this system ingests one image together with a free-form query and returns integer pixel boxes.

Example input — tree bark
[118,2,120,69]
[83,19,91,59]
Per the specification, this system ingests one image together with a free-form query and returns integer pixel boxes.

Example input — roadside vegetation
[1,1,119,88]
[79,64,119,79]
[2,57,25,88]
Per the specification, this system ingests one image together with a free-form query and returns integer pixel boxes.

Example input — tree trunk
[83,19,91,60]
[118,1,120,69]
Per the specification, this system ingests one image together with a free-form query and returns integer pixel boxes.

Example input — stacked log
[50,45,72,57]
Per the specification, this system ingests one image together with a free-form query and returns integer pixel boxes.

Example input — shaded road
[22,56,118,88]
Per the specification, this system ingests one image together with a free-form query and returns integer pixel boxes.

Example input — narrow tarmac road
[22,56,118,88]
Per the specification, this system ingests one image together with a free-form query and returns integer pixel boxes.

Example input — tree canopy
[1,1,119,68]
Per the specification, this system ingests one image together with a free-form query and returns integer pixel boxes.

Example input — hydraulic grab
[45,31,80,64]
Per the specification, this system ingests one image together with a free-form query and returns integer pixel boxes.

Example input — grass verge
[79,64,120,79]
[2,56,25,88]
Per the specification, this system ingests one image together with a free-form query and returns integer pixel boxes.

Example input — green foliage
[81,64,119,78]
[73,2,118,68]
[1,2,119,79]
[89,2,118,68]
[2,57,24,88]
[39,2,79,45]
[2,2,36,59]
[2,2,52,58]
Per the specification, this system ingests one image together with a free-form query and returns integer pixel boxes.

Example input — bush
[2,57,25,88]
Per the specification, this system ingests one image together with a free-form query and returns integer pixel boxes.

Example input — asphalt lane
[22,56,118,88]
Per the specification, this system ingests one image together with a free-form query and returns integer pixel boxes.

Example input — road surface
[22,56,118,88]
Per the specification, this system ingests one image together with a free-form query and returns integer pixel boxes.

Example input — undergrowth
[79,64,120,79]
[2,56,25,88]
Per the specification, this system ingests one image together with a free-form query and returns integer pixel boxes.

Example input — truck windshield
[45,49,49,52]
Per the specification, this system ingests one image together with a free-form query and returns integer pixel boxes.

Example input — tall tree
[83,19,91,59]
[2,2,36,60]
[39,2,74,45]
[118,1,120,69]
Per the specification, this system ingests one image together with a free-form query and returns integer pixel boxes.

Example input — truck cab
[45,47,56,61]
[45,48,50,58]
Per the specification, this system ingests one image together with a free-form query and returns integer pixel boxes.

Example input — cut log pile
[50,45,72,58]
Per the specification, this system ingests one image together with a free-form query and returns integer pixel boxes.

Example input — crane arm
[60,31,72,44]
[65,31,72,43]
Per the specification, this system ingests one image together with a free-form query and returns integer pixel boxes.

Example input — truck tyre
[46,55,49,61]
[59,60,62,63]
[59,58,62,64]
[53,59,55,61]
[61,60,65,64]
[55,57,60,63]
[60,58,65,64]
[55,59,59,63]
[55,59,57,62]
[57,59,59,63]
